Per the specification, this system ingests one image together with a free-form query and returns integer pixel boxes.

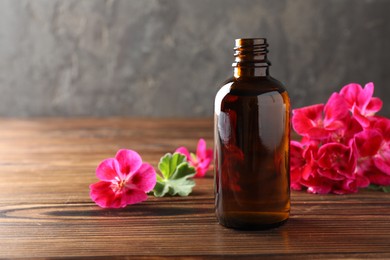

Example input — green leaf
[158,153,186,179]
[367,184,390,193]
[152,153,196,197]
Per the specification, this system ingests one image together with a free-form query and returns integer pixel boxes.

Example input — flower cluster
[291,82,390,194]
[175,138,213,178]
[90,139,213,208]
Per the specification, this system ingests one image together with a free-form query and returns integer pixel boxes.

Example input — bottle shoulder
[217,76,288,96]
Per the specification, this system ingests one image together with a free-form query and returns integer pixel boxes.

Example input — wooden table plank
[0,118,389,259]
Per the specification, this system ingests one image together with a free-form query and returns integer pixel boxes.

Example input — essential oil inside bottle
[214,38,291,230]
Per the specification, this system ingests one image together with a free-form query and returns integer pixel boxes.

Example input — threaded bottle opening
[233,38,271,67]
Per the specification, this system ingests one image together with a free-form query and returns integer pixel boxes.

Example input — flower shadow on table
[45,202,211,219]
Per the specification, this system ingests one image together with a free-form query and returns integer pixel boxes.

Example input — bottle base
[216,211,289,230]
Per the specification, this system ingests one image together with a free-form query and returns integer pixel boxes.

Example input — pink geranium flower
[339,82,383,128]
[90,149,156,208]
[175,138,213,178]
[292,93,349,139]
[317,143,357,180]
[327,116,363,145]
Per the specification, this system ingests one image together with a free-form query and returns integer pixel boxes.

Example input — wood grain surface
[0,118,389,259]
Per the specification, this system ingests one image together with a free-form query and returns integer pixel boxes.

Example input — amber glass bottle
[214,38,290,229]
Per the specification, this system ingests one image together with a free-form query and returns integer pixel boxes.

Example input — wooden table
[0,118,389,259]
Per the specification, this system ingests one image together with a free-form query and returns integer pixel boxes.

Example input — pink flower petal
[324,120,345,131]
[357,82,374,110]
[292,104,324,137]
[301,164,313,180]
[354,129,382,157]
[175,147,190,158]
[291,183,303,191]
[290,168,302,186]
[96,158,119,181]
[318,169,344,181]
[196,138,207,158]
[195,159,211,177]
[366,168,390,186]
[339,83,362,108]
[206,149,214,161]
[341,117,363,144]
[129,163,157,192]
[115,149,143,176]
[89,181,124,208]
[352,106,371,128]
[335,179,358,194]
[366,97,383,115]
[373,117,390,141]
[290,141,304,168]
[373,157,390,175]
[122,189,148,206]
[195,167,207,178]
[204,149,214,165]
[306,128,330,139]
[324,93,349,125]
[304,175,333,194]
[356,175,370,188]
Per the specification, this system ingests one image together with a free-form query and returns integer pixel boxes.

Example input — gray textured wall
[1,0,389,117]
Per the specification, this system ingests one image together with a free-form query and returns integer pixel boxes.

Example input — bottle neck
[233,66,269,78]
[232,38,271,78]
